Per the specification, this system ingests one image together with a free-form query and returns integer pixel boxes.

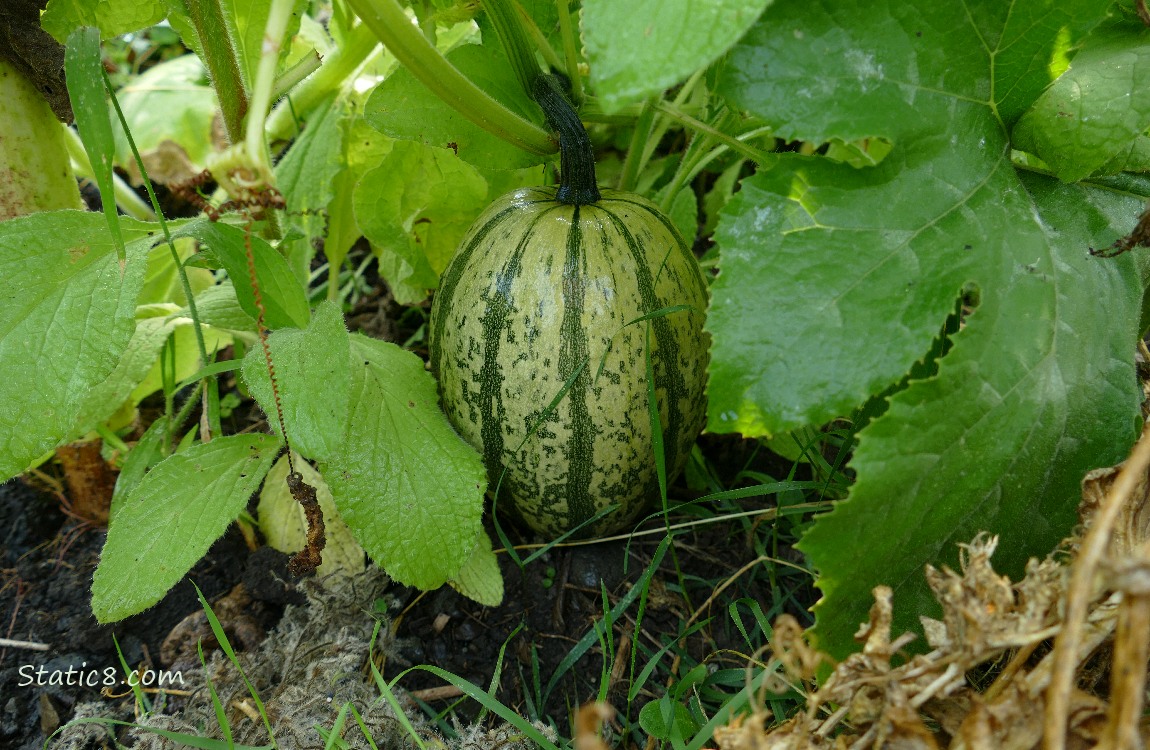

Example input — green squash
[429,185,709,537]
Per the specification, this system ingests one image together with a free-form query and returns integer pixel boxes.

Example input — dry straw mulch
[713,424,1150,750]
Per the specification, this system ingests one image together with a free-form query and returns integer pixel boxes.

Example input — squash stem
[265,20,380,143]
[347,0,555,155]
[485,0,599,204]
[533,74,600,205]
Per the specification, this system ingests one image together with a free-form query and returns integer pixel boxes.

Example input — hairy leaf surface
[325,334,487,591]
[92,433,281,622]
[0,212,154,480]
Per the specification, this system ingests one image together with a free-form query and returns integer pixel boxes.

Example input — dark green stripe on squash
[429,186,709,537]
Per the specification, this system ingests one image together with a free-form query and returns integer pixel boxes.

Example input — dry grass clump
[715,425,1150,750]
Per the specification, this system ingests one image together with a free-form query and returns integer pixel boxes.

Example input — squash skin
[429,186,709,537]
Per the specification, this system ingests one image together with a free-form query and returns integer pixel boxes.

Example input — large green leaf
[0,212,154,480]
[239,309,488,593]
[325,334,487,591]
[91,433,282,622]
[1012,17,1150,182]
[711,0,1143,657]
[581,0,773,112]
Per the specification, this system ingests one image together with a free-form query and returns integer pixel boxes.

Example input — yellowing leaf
[449,530,504,606]
[258,453,365,580]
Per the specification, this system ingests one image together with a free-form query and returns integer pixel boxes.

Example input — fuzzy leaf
[324,334,486,590]
[712,0,1142,657]
[582,0,773,112]
[449,530,504,606]
[91,433,282,622]
[0,212,154,480]
[173,219,310,330]
[240,301,350,463]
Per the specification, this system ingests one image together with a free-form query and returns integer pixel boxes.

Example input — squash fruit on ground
[428,76,709,538]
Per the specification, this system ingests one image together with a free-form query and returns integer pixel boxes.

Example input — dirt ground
[0,428,809,749]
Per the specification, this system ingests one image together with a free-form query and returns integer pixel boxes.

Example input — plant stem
[346,0,555,155]
[658,124,774,213]
[271,48,322,102]
[617,98,656,193]
[103,70,222,440]
[476,0,540,101]
[184,0,249,144]
[533,74,599,204]
[514,1,565,73]
[265,20,380,143]
[244,0,294,184]
[656,100,775,165]
[62,126,156,220]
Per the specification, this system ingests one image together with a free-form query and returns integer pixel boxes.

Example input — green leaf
[363,42,546,170]
[711,0,1141,658]
[111,54,219,174]
[353,139,489,292]
[325,334,486,590]
[581,0,773,113]
[42,0,166,42]
[639,698,699,741]
[128,314,231,404]
[178,281,258,336]
[258,453,365,579]
[1012,18,1150,183]
[110,415,170,521]
[173,218,311,330]
[240,301,350,463]
[0,212,154,480]
[275,93,348,281]
[448,530,504,606]
[65,27,124,257]
[91,433,282,622]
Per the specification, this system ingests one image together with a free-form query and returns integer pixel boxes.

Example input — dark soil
[0,455,814,749]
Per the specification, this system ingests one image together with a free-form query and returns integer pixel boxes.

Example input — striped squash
[429,186,709,537]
